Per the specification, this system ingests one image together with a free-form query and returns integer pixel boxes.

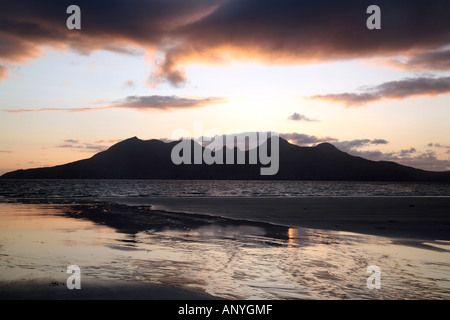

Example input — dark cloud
[1,0,450,86]
[333,139,389,151]
[287,113,318,122]
[429,143,450,149]
[310,76,450,106]
[372,139,389,145]
[389,48,450,70]
[113,95,226,110]
[163,0,450,85]
[400,147,417,155]
[63,139,80,144]
[0,150,13,153]
[3,95,226,113]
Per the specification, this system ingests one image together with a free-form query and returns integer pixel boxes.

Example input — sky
[1,0,450,174]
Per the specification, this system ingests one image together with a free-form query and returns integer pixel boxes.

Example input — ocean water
[0,179,449,199]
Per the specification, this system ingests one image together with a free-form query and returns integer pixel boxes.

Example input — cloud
[112,95,226,110]
[83,144,109,152]
[400,147,417,155]
[280,133,337,145]
[388,48,450,71]
[372,139,389,144]
[157,0,450,86]
[429,142,450,149]
[0,150,13,153]
[123,80,135,88]
[287,113,318,122]
[330,141,449,171]
[55,144,84,149]
[46,139,122,153]
[93,139,123,144]
[0,65,7,82]
[281,132,449,171]
[63,139,80,144]
[356,149,450,172]
[1,1,450,86]
[310,76,450,106]
[280,134,388,149]
[3,95,226,113]
[334,141,449,171]
[333,139,388,151]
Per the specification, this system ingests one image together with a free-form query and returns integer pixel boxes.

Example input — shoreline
[4,196,450,241]
[106,196,450,241]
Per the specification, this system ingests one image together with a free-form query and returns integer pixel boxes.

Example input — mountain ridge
[1,137,449,181]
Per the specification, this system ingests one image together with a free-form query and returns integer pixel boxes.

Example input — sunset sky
[1,0,450,174]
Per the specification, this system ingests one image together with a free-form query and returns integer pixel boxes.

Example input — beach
[115,196,450,241]
[0,279,219,300]
[1,195,449,300]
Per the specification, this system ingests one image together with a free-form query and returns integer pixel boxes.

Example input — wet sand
[0,202,223,300]
[113,197,450,241]
[1,200,450,299]
[0,279,219,300]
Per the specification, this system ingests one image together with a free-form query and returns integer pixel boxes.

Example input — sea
[0,179,449,300]
[1,179,450,198]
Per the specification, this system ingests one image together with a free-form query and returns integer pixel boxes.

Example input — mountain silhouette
[1,137,450,181]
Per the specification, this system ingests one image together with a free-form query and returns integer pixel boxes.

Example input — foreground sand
[0,279,220,300]
[114,197,450,241]
[1,198,449,300]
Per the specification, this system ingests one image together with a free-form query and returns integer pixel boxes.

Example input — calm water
[0,179,449,198]
[0,202,449,299]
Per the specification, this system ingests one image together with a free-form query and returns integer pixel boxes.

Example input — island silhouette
[1,137,450,181]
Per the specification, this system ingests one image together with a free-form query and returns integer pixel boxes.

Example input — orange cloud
[0,65,8,82]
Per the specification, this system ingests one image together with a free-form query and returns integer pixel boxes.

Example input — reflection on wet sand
[1,202,450,299]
